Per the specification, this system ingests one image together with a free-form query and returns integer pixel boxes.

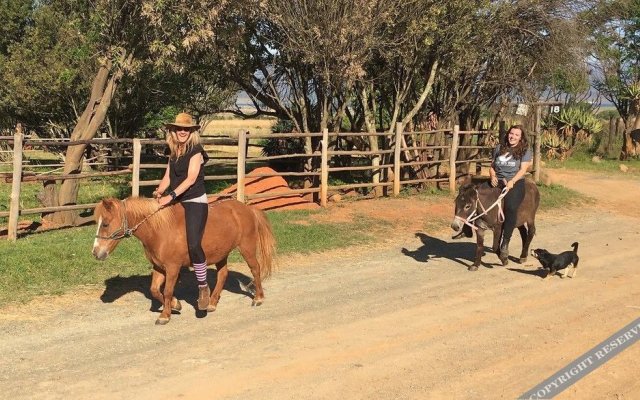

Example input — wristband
[169,191,177,200]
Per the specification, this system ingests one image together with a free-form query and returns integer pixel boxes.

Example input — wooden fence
[1,123,542,241]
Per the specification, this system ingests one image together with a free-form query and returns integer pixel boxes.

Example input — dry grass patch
[203,118,276,136]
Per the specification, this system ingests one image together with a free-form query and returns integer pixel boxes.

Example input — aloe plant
[621,82,640,101]
[542,102,601,159]
[553,103,602,136]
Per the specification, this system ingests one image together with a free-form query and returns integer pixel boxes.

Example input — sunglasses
[172,127,195,133]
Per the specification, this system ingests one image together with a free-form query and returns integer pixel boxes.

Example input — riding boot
[499,240,510,266]
[197,284,210,311]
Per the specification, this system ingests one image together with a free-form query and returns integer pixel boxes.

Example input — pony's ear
[94,198,114,222]
[458,183,475,193]
[101,198,116,212]
[456,174,472,187]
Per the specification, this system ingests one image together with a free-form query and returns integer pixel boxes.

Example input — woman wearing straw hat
[154,112,211,310]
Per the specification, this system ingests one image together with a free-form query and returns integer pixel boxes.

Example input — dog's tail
[571,242,579,254]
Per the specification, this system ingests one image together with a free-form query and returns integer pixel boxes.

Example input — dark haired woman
[489,124,532,262]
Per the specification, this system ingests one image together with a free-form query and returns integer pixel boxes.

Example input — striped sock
[193,262,208,285]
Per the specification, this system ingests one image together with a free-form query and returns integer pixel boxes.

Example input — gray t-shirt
[492,145,532,181]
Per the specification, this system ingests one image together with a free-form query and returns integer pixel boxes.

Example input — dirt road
[1,169,639,400]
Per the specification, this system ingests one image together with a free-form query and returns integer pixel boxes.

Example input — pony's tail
[571,242,579,254]
[251,207,276,280]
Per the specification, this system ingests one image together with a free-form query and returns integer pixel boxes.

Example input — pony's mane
[476,184,501,195]
[123,197,179,231]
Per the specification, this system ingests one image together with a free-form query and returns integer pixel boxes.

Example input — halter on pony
[455,186,508,231]
[95,200,162,241]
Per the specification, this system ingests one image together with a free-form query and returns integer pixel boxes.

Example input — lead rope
[124,204,164,237]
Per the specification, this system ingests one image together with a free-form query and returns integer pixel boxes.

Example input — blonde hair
[166,127,201,160]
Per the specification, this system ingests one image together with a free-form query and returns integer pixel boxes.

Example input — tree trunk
[598,117,615,156]
[44,58,129,225]
[360,85,381,196]
[620,101,640,160]
[400,60,439,130]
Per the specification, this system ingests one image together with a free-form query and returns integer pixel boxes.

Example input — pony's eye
[464,204,471,210]
[102,223,109,228]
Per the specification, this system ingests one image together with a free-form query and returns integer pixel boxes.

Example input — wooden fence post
[499,120,506,143]
[236,130,247,203]
[605,116,615,156]
[320,129,329,207]
[132,138,141,197]
[449,125,459,194]
[8,124,24,242]
[533,105,541,182]
[393,123,403,196]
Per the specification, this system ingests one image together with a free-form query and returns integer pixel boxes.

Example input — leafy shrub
[271,118,294,134]
[261,118,305,171]
[542,102,601,159]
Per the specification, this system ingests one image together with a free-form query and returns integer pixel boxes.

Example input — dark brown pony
[92,197,276,325]
[451,180,539,270]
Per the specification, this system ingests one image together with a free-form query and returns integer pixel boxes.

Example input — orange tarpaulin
[210,167,320,211]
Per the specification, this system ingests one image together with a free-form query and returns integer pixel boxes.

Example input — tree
[589,0,640,158]
[1,0,235,225]
[425,0,592,130]
[1,3,93,136]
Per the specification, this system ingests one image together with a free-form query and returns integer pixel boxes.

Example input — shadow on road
[506,267,547,279]
[401,232,504,270]
[100,268,254,313]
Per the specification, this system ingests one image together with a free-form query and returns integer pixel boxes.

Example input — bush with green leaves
[261,118,305,171]
[542,102,602,159]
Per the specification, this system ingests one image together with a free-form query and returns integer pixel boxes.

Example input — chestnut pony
[92,197,276,325]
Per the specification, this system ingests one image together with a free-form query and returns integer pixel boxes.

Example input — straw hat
[164,113,200,130]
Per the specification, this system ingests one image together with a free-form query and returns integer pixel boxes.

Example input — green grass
[545,156,640,176]
[0,226,149,304]
[0,208,381,306]
[544,143,640,176]
[266,209,380,254]
[536,183,593,210]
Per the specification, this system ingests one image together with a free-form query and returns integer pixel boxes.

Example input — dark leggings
[501,179,525,244]
[182,202,208,264]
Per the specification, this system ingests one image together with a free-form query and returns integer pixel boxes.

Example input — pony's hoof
[155,317,170,325]
[468,265,479,271]
[206,304,217,312]
[171,299,182,312]
[500,257,509,266]
[519,257,528,264]
[252,299,263,307]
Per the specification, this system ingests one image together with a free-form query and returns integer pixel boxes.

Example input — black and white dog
[531,242,580,279]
